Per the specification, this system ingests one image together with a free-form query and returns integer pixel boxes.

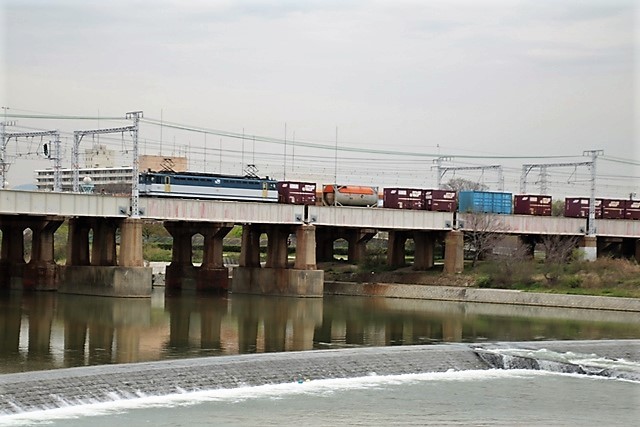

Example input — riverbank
[148,260,640,312]
[324,281,640,312]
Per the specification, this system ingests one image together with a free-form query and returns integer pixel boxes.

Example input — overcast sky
[2,0,638,198]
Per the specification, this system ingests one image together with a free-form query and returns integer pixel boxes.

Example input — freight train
[138,171,640,220]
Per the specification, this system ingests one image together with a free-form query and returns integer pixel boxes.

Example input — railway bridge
[1,189,639,297]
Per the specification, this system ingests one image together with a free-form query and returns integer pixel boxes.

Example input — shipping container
[277,181,317,205]
[513,194,552,216]
[601,199,625,219]
[564,198,602,218]
[424,189,457,212]
[322,185,379,207]
[625,200,640,220]
[383,188,425,210]
[458,191,513,214]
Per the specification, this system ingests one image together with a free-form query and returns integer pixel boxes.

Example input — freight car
[322,185,379,207]
[626,200,640,220]
[564,197,640,220]
[513,195,552,216]
[383,188,426,210]
[138,170,638,221]
[277,181,317,205]
[383,188,457,212]
[459,191,512,214]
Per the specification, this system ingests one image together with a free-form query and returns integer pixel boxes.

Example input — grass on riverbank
[473,257,640,299]
[323,255,640,299]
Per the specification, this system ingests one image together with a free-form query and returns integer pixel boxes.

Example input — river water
[0,288,639,425]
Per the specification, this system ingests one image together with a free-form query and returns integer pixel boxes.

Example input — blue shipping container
[458,191,513,214]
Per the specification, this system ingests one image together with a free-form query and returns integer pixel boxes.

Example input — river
[0,288,638,425]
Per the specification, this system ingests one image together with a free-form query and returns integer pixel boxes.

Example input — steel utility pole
[433,156,452,189]
[72,111,142,217]
[0,113,16,189]
[127,111,143,218]
[584,150,603,236]
[2,129,62,191]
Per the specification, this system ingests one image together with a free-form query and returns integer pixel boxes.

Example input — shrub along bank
[472,257,640,299]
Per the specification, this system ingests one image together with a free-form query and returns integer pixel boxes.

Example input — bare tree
[539,234,580,264]
[538,234,581,284]
[444,178,488,192]
[461,213,508,267]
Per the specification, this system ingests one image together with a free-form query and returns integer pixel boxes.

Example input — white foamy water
[1,369,638,427]
[483,347,640,380]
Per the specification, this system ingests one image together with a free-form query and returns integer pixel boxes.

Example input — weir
[0,340,637,416]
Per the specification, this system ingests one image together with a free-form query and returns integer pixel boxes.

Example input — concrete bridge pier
[233,223,323,297]
[618,238,640,263]
[443,230,464,274]
[60,217,151,297]
[345,228,377,263]
[413,231,436,270]
[0,218,26,290]
[387,231,436,270]
[518,235,538,259]
[579,235,598,261]
[200,223,234,291]
[316,227,377,263]
[165,221,233,293]
[0,216,64,291]
[23,218,64,291]
[387,230,409,268]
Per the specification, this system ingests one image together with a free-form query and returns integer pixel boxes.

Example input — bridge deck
[0,189,128,217]
[0,190,639,238]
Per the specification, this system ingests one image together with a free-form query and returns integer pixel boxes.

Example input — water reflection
[0,289,639,374]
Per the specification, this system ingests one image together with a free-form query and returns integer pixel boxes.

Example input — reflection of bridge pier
[165,294,229,351]
[320,297,466,346]
[89,323,115,365]
[57,294,152,366]
[63,319,87,367]
[0,293,22,357]
[230,295,323,353]
[233,224,324,297]
[164,221,233,293]
[26,294,56,363]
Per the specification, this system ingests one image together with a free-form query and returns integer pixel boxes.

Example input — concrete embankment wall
[324,281,640,312]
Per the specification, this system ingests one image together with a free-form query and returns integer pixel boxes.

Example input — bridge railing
[140,198,306,224]
[308,205,454,230]
[458,213,586,236]
[594,219,640,238]
[0,189,129,217]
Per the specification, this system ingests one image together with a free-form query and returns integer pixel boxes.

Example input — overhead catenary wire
[3,110,638,198]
